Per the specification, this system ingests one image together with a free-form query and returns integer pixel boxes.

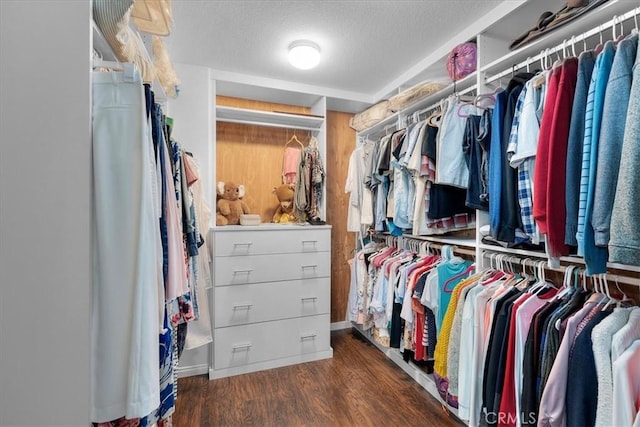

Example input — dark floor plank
[173,329,463,426]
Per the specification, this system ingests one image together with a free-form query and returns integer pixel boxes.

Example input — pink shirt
[162,140,189,300]
[513,287,558,426]
[537,298,601,427]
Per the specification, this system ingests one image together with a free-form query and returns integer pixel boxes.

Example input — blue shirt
[489,90,507,238]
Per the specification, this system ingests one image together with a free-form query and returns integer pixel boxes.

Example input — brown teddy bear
[216,181,250,226]
[272,183,297,223]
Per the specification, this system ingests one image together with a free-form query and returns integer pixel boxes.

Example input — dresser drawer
[214,228,330,256]
[213,314,330,370]
[214,251,330,286]
[214,278,330,327]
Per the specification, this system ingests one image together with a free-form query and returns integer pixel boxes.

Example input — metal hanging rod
[481,252,640,287]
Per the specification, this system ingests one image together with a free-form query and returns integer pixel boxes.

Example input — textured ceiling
[166,0,505,100]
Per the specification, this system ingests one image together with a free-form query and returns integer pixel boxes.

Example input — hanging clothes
[91,68,162,422]
[576,41,616,274]
[592,35,638,248]
[610,34,640,266]
[282,145,301,184]
[564,51,596,247]
[182,154,213,351]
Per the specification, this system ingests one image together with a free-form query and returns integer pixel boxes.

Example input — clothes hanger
[456,101,473,118]
[600,274,616,311]
[473,91,496,110]
[612,275,633,307]
[594,24,605,54]
[532,50,550,88]
[285,132,304,149]
[528,260,548,293]
[614,15,627,44]
[427,106,443,127]
[555,265,575,300]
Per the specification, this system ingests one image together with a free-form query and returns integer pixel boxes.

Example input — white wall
[168,64,214,374]
[170,64,214,204]
[0,2,91,426]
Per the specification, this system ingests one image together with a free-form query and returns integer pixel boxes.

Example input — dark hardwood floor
[173,329,463,426]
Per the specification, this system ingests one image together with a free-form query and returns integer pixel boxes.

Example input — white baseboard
[330,321,352,331]
[176,363,209,378]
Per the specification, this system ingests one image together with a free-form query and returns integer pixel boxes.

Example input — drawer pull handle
[232,303,253,310]
[233,242,253,247]
[301,297,318,302]
[301,265,317,270]
[301,240,318,244]
[232,343,252,351]
[232,269,253,275]
[300,334,317,341]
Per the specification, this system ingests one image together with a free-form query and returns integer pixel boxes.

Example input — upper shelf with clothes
[479,0,637,78]
[353,0,636,137]
[91,0,179,100]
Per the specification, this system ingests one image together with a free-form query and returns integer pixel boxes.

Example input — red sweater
[533,66,561,234]
[497,294,532,427]
[545,58,578,258]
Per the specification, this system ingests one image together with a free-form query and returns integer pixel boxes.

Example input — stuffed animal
[216,181,250,226]
[272,183,297,223]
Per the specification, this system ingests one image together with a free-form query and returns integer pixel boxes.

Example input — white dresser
[210,224,333,379]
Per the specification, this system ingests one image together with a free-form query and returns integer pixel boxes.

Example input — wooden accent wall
[326,111,356,323]
[216,96,311,222]
[216,97,355,323]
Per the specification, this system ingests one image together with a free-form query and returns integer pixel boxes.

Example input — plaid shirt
[517,158,538,243]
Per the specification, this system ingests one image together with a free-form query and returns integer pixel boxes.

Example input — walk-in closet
[1,1,639,426]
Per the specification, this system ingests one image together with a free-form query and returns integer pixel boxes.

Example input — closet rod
[398,237,476,257]
[485,7,640,85]
[216,118,320,132]
[481,252,640,287]
[411,84,478,121]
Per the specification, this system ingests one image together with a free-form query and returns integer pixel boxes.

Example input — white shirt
[436,96,477,188]
[509,79,544,166]
[612,306,640,362]
[457,284,485,421]
[345,146,365,232]
[468,282,501,427]
[612,339,640,427]
[592,307,633,427]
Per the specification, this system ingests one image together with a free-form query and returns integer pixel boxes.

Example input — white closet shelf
[216,105,324,131]
[358,112,400,140]
[92,20,168,102]
[400,73,477,117]
[480,0,634,80]
[478,243,640,275]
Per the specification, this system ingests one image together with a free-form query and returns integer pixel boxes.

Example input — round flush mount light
[288,40,321,70]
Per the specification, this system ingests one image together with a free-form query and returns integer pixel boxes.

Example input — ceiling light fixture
[288,40,321,70]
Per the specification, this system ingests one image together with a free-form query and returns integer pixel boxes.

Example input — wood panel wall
[326,111,356,323]
[216,96,311,222]
[216,97,355,323]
